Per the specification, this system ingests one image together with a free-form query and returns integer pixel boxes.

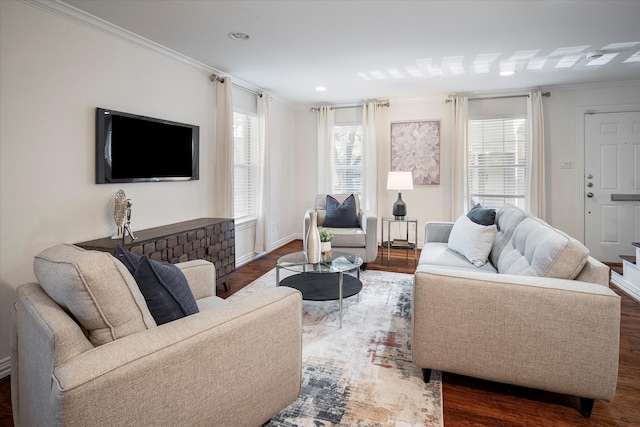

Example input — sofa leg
[579,397,594,418]
[422,368,432,383]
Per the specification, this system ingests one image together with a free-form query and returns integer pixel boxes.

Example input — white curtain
[451,96,469,220]
[214,77,234,218]
[527,90,546,219]
[254,93,271,254]
[316,106,335,194]
[361,101,379,213]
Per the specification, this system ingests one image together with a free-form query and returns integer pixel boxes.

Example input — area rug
[229,269,443,427]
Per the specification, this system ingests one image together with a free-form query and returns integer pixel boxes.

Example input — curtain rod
[310,100,390,112]
[210,73,263,97]
[445,92,550,103]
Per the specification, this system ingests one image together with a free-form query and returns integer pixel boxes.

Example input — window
[233,111,258,220]
[332,123,363,195]
[467,117,527,209]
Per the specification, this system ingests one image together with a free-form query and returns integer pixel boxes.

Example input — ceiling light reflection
[405,66,424,77]
[369,70,387,80]
[555,54,582,68]
[623,51,640,63]
[387,68,405,78]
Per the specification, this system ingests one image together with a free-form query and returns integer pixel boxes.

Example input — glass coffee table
[276,250,363,327]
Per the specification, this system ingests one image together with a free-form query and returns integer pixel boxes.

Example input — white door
[584,111,640,263]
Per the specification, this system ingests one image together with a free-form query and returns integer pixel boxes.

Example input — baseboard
[271,234,299,251]
[611,271,640,303]
[236,234,299,268]
[0,356,10,379]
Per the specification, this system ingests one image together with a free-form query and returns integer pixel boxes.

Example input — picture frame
[390,120,440,185]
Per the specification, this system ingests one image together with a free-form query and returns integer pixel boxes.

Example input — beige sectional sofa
[413,204,621,417]
[12,244,302,426]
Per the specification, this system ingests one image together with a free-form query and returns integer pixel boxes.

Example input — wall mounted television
[96,108,199,183]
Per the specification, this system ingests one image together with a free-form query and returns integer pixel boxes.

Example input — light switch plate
[560,160,574,169]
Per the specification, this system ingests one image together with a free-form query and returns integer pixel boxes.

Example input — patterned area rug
[229,269,443,427]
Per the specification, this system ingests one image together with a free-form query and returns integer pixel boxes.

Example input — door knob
[587,182,593,187]
[587,192,594,198]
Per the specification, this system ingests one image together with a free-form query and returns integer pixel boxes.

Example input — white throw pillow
[448,215,497,267]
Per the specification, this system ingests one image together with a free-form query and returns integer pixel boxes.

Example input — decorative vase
[306,211,322,263]
[321,241,331,253]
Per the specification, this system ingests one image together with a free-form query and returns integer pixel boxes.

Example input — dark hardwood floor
[1,240,638,426]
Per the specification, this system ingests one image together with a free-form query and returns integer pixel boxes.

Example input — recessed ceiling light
[315,86,327,92]
[499,70,516,76]
[228,32,250,41]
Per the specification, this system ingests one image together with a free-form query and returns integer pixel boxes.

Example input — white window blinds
[233,111,258,220]
[332,124,363,195]
[467,117,527,209]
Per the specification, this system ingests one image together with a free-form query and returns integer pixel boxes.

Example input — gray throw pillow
[115,245,199,325]
[324,194,359,228]
[467,204,496,226]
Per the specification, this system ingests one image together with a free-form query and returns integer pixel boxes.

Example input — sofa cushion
[419,242,498,273]
[321,227,366,247]
[324,194,359,228]
[467,204,496,226]
[196,295,228,311]
[33,244,155,346]
[497,217,590,279]
[448,215,497,267]
[115,246,199,325]
[490,204,527,267]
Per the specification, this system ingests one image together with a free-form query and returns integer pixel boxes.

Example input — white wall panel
[600,145,619,190]
[601,205,619,242]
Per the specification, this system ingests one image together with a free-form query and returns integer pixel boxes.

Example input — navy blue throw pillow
[115,245,199,325]
[467,204,496,226]
[115,244,138,275]
[324,194,359,228]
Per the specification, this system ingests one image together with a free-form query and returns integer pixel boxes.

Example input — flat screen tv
[96,108,199,183]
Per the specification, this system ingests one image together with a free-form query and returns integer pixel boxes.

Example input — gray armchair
[12,244,302,426]
[304,193,378,264]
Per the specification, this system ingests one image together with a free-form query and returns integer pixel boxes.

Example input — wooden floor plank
[2,240,638,426]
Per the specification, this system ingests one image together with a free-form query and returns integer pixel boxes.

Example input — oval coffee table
[276,250,363,327]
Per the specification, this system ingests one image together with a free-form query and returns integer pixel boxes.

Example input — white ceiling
[62,0,640,104]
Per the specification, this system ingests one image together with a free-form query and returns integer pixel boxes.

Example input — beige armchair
[12,244,302,426]
[304,193,378,264]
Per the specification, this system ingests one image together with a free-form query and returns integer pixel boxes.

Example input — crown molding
[21,1,287,103]
[22,0,216,73]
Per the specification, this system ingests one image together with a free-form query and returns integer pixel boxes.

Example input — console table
[76,218,235,284]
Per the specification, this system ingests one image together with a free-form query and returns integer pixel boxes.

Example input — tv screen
[96,108,199,183]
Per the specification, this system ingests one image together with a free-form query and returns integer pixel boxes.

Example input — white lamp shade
[386,171,414,190]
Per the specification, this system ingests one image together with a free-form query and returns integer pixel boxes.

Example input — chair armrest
[413,266,620,400]
[424,221,454,243]
[52,287,302,426]
[359,209,376,233]
[360,210,378,261]
[177,259,216,299]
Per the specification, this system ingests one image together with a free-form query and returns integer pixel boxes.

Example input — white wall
[293,82,640,247]
[0,1,300,372]
[544,82,640,239]
[0,0,215,369]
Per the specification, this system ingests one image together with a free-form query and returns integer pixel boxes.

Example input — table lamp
[387,171,413,219]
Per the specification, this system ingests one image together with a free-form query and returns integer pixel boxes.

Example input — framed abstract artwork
[390,120,440,185]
